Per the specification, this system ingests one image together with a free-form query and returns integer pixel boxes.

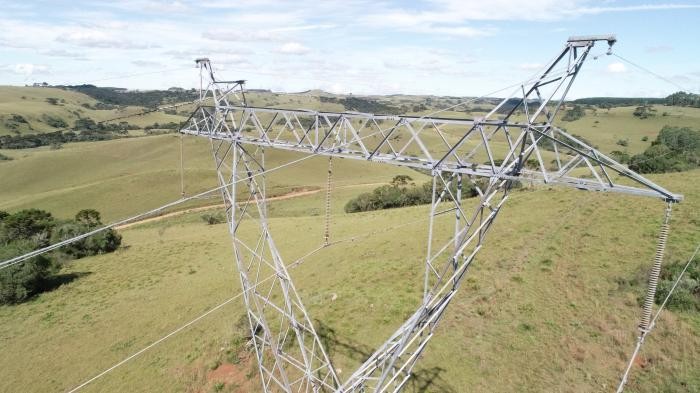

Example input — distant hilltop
[23,82,700,109]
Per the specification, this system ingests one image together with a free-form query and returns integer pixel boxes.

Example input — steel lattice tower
[181,36,682,392]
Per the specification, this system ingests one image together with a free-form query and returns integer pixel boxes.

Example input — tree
[629,126,700,173]
[665,91,700,108]
[50,220,121,258]
[0,209,55,247]
[0,208,121,304]
[390,175,413,187]
[0,241,57,304]
[75,209,102,228]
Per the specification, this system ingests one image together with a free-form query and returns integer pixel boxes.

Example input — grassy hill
[0,134,422,222]
[0,85,699,392]
[0,86,185,136]
[558,105,700,155]
[0,168,697,392]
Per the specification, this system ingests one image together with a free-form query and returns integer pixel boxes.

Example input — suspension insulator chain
[323,156,333,246]
[179,132,186,198]
[639,201,673,332]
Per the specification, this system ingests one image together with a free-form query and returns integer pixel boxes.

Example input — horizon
[4,83,688,101]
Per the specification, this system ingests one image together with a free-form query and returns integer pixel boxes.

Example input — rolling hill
[0,85,698,392]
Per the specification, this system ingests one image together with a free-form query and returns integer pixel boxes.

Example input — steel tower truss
[182,36,682,392]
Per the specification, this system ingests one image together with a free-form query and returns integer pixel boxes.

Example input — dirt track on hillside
[115,188,321,230]
[115,182,385,230]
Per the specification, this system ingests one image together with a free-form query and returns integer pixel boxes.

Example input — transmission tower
[181,36,682,392]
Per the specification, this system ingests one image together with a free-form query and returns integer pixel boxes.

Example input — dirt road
[115,182,386,230]
[115,188,321,230]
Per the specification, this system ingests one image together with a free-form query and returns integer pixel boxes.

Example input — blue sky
[1,0,699,98]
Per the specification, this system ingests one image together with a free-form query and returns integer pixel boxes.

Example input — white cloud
[5,63,50,77]
[607,62,627,73]
[276,42,311,55]
[364,0,700,36]
[131,60,163,67]
[56,30,154,49]
[41,49,89,60]
[202,29,279,42]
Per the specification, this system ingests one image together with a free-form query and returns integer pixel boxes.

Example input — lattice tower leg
[210,140,340,392]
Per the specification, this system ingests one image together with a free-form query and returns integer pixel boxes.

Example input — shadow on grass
[40,271,92,293]
[316,320,456,393]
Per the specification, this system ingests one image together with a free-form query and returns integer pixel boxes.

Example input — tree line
[0,119,181,149]
[573,91,700,109]
[57,85,199,108]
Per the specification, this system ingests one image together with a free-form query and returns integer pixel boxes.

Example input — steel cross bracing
[211,138,340,391]
[182,36,683,393]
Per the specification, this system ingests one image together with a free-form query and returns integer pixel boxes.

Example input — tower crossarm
[181,104,681,202]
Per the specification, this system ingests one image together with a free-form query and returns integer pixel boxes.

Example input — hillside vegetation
[0,85,699,392]
[629,126,700,173]
[0,86,185,136]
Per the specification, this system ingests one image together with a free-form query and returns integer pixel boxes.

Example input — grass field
[0,167,697,392]
[0,86,699,393]
[561,105,700,155]
[0,134,422,222]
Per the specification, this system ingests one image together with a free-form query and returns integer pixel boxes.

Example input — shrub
[0,153,12,161]
[654,256,700,312]
[45,98,59,105]
[10,114,28,124]
[344,176,482,213]
[561,105,585,122]
[616,139,629,147]
[41,114,68,128]
[201,213,225,225]
[633,105,655,119]
[50,220,121,259]
[537,132,597,153]
[641,136,649,142]
[610,150,630,164]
